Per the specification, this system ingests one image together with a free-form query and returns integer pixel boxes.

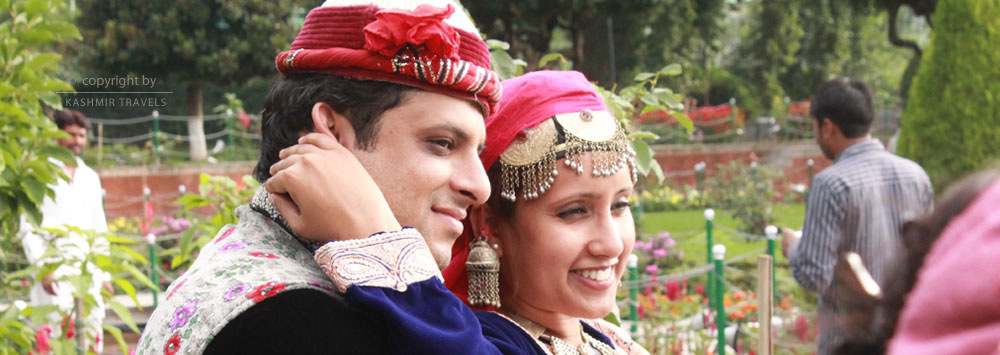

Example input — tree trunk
[186,82,207,161]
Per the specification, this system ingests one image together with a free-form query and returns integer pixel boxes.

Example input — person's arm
[789,175,845,293]
[314,229,537,355]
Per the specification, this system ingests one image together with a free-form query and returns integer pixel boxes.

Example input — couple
[138,1,647,354]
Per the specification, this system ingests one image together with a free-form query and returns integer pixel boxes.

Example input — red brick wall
[99,162,254,219]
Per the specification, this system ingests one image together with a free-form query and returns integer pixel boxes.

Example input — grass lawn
[639,203,805,265]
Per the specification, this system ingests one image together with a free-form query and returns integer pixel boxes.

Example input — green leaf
[628,131,660,140]
[113,279,141,309]
[108,299,140,333]
[640,104,666,115]
[39,21,81,40]
[23,52,60,71]
[489,49,518,80]
[485,39,509,51]
[123,264,159,291]
[113,244,149,264]
[632,140,652,175]
[673,112,694,131]
[650,161,665,184]
[658,63,682,76]
[103,324,129,355]
[640,93,660,107]
[21,176,45,204]
[22,0,49,18]
[633,72,655,82]
[538,53,564,68]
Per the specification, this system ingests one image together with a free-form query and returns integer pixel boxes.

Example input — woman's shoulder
[582,318,650,355]
[474,310,549,354]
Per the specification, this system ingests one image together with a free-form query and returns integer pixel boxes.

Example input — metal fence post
[705,208,715,309]
[226,108,234,161]
[152,110,160,163]
[713,244,727,355]
[765,225,778,304]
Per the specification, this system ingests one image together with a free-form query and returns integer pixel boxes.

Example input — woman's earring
[467,234,501,308]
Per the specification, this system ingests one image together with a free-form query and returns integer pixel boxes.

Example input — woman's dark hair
[52,110,90,130]
[836,168,1000,354]
[810,78,875,138]
[254,73,414,182]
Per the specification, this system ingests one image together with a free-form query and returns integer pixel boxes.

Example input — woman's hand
[265,133,401,242]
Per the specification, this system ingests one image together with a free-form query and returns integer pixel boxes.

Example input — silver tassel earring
[466,235,501,307]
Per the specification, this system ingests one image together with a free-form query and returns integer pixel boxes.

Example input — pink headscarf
[888,178,1000,354]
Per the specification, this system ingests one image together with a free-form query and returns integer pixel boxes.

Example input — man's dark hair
[810,78,875,138]
[254,73,414,182]
[53,110,90,130]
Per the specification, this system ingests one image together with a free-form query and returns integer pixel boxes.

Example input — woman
[304,70,647,354]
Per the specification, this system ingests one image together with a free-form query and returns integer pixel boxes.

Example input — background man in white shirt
[21,109,112,352]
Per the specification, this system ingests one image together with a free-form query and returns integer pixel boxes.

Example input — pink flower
[645,264,659,274]
[653,248,667,259]
[695,283,704,296]
[363,4,461,59]
[35,324,52,354]
[657,231,671,240]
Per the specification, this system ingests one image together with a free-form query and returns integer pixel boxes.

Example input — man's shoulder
[136,210,342,355]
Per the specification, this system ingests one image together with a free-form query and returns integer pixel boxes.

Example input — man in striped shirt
[781,78,933,354]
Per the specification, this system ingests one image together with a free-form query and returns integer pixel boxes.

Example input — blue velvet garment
[345,278,616,354]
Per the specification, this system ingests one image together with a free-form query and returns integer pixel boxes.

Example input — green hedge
[898,0,1000,190]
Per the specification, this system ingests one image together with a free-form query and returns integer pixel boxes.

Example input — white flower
[792,184,806,193]
[13,300,27,311]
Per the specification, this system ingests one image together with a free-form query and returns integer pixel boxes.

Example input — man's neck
[833,134,872,159]
[63,157,78,181]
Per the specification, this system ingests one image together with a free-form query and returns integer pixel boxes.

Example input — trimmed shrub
[898,0,1000,190]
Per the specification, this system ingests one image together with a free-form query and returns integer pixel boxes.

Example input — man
[781,78,933,354]
[22,109,111,353]
[137,1,500,354]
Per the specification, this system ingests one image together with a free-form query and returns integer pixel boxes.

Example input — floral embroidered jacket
[314,229,648,355]
[137,188,388,355]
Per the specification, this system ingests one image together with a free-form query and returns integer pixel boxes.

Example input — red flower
[793,315,810,342]
[665,281,682,301]
[35,324,52,354]
[164,333,181,355]
[214,226,236,244]
[363,4,461,59]
[248,252,279,259]
[247,281,287,303]
[61,314,75,339]
[695,282,704,297]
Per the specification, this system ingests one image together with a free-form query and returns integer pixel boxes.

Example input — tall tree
[897,0,1000,190]
[75,0,306,160]
[465,0,727,89]
[735,0,803,112]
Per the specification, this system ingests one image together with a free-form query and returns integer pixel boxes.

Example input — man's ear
[469,205,504,258]
[820,118,837,139]
[311,102,358,149]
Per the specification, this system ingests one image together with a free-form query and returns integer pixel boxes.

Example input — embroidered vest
[137,192,336,355]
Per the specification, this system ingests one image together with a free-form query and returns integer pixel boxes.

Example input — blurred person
[781,78,933,354]
[273,71,647,354]
[884,169,1000,355]
[831,169,1000,354]
[21,109,112,353]
[136,0,500,354]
